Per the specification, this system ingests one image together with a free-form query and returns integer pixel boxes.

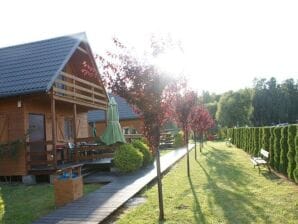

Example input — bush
[113,144,143,172]
[132,140,153,166]
[279,126,289,175]
[273,127,282,171]
[174,131,184,148]
[269,127,275,166]
[294,128,298,183]
[262,127,270,150]
[253,128,260,156]
[287,125,296,180]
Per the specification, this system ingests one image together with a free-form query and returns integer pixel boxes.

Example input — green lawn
[116,141,298,224]
[0,182,101,224]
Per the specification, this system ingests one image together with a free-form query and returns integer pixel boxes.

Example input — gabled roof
[0,33,86,98]
[88,94,140,123]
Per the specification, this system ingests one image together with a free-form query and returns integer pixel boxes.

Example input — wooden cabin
[88,94,144,140]
[0,33,109,182]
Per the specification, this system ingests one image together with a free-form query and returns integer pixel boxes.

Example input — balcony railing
[53,72,108,110]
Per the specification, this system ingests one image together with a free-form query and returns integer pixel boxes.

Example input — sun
[153,48,186,78]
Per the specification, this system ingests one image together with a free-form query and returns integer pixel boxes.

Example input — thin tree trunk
[194,132,197,160]
[186,129,190,176]
[156,147,164,220]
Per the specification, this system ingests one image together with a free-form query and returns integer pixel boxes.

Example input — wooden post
[73,103,78,162]
[51,93,57,168]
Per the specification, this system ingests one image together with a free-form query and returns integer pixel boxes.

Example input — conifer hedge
[287,125,296,180]
[254,128,259,156]
[262,127,270,150]
[224,125,297,181]
[294,128,298,183]
[269,127,275,166]
[279,126,289,175]
[273,127,282,171]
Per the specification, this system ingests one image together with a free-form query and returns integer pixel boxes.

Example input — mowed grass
[116,141,298,224]
[0,182,101,224]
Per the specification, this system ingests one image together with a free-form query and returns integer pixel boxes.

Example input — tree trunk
[194,132,197,160]
[156,147,164,220]
[185,129,190,176]
[200,133,203,152]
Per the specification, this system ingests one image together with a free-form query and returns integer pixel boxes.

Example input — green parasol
[101,97,126,145]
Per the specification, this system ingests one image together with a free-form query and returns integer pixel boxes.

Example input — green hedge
[294,128,298,183]
[262,127,270,150]
[269,127,275,167]
[226,125,298,183]
[287,125,296,180]
[273,127,282,171]
[279,126,289,175]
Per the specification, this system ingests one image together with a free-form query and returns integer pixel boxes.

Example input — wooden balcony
[52,72,108,110]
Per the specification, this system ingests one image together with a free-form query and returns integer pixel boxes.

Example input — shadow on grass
[195,145,270,223]
[188,176,207,224]
[261,171,283,182]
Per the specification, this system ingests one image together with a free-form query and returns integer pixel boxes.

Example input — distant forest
[201,77,298,128]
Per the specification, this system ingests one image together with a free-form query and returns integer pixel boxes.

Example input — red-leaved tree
[190,105,215,159]
[96,38,178,153]
[96,38,180,221]
[173,89,197,176]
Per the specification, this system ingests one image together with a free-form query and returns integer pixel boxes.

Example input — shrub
[113,144,143,172]
[279,126,289,175]
[294,128,298,183]
[287,125,296,180]
[253,128,260,156]
[262,127,270,150]
[273,127,282,171]
[174,131,184,148]
[132,140,153,166]
[269,127,275,166]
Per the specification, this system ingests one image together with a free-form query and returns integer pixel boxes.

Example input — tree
[173,89,197,176]
[190,105,214,159]
[252,77,298,126]
[97,37,180,221]
[216,89,253,127]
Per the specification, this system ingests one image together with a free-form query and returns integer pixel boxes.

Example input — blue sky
[1,0,297,94]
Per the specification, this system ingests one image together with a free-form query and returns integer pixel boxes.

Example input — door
[29,114,46,164]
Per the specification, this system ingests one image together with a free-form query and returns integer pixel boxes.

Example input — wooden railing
[26,141,56,170]
[124,134,143,142]
[53,72,108,110]
[26,139,115,171]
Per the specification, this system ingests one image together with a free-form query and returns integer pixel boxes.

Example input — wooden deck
[33,144,194,224]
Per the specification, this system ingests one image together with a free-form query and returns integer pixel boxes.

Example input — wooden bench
[250,149,271,174]
[226,138,232,147]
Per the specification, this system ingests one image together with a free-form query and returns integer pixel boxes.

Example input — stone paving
[33,144,194,224]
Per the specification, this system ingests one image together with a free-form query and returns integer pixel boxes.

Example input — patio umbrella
[101,97,126,145]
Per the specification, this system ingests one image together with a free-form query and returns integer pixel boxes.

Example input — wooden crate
[54,175,83,207]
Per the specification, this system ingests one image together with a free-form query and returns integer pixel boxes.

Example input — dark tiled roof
[88,94,140,122]
[0,33,85,98]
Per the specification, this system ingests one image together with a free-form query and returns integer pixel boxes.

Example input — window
[64,118,74,141]
[123,127,138,135]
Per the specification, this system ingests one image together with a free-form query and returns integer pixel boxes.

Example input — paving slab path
[33,144,194,224]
